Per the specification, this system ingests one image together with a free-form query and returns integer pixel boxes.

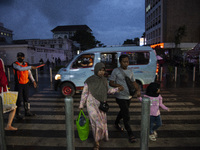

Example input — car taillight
[156,63,159,75]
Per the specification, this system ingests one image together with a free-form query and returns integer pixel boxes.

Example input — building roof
[51,25,92,32]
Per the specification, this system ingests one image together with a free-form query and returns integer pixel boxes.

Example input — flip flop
[129,136,137,143]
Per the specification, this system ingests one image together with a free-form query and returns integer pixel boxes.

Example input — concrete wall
[0,44,68,66]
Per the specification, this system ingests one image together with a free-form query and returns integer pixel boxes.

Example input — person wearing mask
[79,62,122,150]
[12,52,38,120]
[109,54,141,143]
[0,58,17,130]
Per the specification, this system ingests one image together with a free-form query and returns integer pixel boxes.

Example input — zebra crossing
[3,86,200,150]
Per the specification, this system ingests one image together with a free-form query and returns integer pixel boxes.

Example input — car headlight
[55,74,61,80]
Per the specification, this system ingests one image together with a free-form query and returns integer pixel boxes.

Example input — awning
[156,55,163,60]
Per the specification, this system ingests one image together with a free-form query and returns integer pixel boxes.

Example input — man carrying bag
[109,54,141,143]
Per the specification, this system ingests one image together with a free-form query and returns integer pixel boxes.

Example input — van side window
[72,54,94,68]
[100,53,117,76]
[122,52,150,65]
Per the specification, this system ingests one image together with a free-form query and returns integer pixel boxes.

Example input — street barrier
[160,67,163,81]
[0,97,7,150]
[193,66,196,82]
[175,67,177,82]
[50,67,52,83]
[7,68,10,82]
[64,96,75,150]
[36,68,38,82]
[140,97,150,150]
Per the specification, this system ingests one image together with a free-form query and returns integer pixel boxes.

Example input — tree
[123,39,134,45]
[70,30,100,50]
[133,37,139,46]
[171,25,187,60]
[123,37,139,46]
[174,25,187,48]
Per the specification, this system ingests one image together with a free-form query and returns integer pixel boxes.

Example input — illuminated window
[72,54,94,68]
[121,52,150,65]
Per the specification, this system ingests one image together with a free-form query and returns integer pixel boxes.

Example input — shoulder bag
[99,101,109,112]
[118,68,136,96]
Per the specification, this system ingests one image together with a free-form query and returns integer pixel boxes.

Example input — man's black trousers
[115,98,133,137]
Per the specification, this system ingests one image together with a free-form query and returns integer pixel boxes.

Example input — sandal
[115,124,124,131]
[129,136,137,143]
[93,142,100,150]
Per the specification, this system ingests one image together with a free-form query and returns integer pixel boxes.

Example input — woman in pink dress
[79,62,122,150]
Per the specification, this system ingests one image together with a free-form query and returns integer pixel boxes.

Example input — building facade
[0,23,76,65]
[145,0,200,51]
[0,22,13,44]
[51,25,92,39]
[0,44,66,66]
[26,38,74,62]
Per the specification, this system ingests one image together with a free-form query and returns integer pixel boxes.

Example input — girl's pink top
[139,95,169,116]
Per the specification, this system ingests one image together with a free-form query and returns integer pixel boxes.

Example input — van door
[100,53,117,77]
[70,53,95,89]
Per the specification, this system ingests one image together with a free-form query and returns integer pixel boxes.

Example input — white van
[54,46,157,96]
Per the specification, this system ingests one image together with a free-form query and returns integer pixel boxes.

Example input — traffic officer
[12,52,37,120]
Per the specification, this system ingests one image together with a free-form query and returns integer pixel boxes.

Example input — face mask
[17,58,24,63]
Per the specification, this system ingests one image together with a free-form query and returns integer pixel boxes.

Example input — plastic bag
[76,110,90,141]
[1,87,18,113]
[79,114,86,126]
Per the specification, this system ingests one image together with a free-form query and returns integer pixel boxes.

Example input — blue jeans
[150,115,162,134]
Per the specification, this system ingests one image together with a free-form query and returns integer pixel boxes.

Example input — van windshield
[121,52,150,65]
[71,54,94,68]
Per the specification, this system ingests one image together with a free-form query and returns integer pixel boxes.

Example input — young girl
[139,82,170,141]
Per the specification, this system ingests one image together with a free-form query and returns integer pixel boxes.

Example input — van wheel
[61,83,75,97]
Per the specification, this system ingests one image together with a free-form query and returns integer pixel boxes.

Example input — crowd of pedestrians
[1,53,170,150]
[78,55,170,150]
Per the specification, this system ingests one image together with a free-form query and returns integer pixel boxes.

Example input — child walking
[139,82,170,141]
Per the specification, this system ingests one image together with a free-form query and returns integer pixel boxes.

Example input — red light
[156,63,159,74]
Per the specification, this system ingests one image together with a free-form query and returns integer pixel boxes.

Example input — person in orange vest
[12,52,38,120]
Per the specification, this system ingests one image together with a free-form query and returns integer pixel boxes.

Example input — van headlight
[55,74,61,80]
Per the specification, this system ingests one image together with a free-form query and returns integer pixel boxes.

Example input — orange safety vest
[14,61,29,84]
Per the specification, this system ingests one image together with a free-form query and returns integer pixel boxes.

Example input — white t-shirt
[109,67,135,99]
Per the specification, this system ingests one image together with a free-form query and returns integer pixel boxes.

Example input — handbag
[119,68,136,96]
[76,110,90,141]
[1,87,18,113]
[99,101,109,112]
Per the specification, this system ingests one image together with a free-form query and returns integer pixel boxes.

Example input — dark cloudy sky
[0,0,145,46]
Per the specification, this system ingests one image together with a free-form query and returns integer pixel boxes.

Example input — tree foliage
[174,25,187,48]
[123,37,139,46]
[70,30,103,50]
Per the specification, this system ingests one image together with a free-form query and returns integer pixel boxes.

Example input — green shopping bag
[76,110,90,141]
